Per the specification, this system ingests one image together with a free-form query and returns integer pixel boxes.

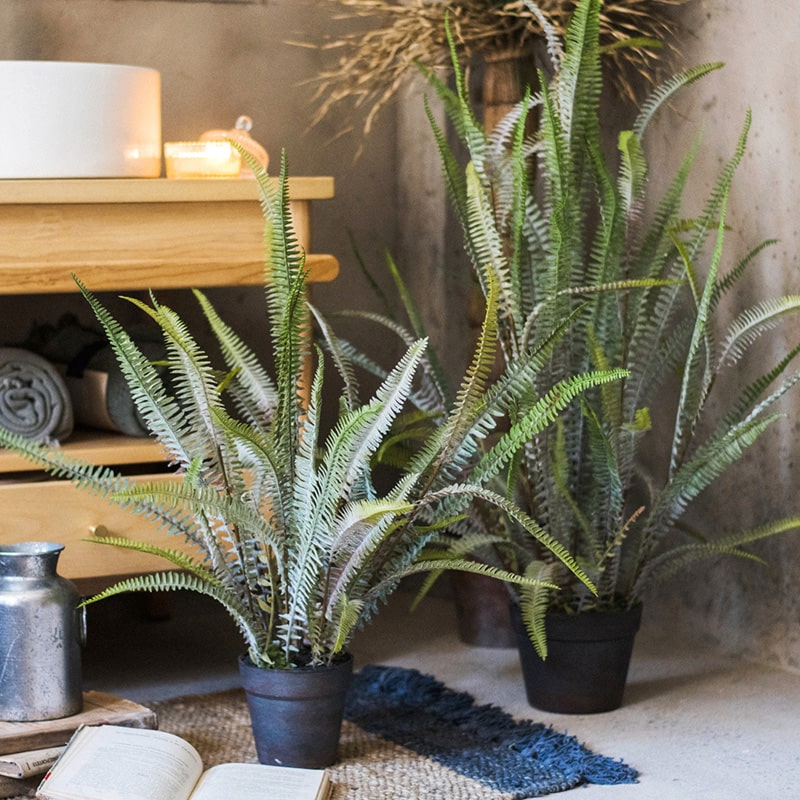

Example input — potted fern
[334,0,800,713]
[0,154,613,763]
[426,0,800,712]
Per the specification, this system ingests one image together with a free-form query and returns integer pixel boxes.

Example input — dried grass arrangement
[308,0,684,133]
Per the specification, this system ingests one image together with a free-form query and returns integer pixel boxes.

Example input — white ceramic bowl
[0,61,161,178]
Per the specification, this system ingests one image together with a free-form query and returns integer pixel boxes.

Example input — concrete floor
[81,590,800,800]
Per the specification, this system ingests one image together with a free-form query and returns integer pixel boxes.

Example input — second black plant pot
[511,603,642,714]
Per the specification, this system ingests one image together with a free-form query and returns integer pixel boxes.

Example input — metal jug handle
[76,603,88,648]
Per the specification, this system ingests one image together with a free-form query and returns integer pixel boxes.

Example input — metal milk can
[0,541,86,720]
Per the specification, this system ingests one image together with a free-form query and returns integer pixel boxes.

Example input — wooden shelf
[0,430,167,473]
[0,177,334,204]
[0,177,337,584]
[0,252,339,295]
[0,177,338,294]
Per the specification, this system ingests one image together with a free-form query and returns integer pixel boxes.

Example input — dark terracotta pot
[451,571,517,648]
[238,652,353,768]
[510,603,642,714]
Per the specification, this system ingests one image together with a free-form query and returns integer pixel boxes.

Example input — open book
[36,725,330,800]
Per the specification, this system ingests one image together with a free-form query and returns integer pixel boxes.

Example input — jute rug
[153,665,637,799]
[5,666,637,799]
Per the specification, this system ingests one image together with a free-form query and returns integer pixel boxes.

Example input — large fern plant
[0,154,616,669]
[330,0,800,656]
[418,0,800,628]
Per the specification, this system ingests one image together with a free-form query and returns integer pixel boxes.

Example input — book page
[38,726,203,800]
[190,763,329,800]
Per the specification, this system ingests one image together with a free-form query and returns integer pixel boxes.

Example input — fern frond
[308,303,360,412]
[0,427,196,539]
[194,289,278,425]
[124,293,229,478]
[714,239,778,304]
[111,480,282,565]
[254,153,309,465]
[325,338,427,494]
[518,560,560,659]
[291,346,325,547]
[74,278,191,468]
[617,130,648,217]
[639,517,800,590]
[325,497,418,616]
[83,570,269,664]
[718,297,800,367]
[367,557,558,612]
[0,426,127,497]
[384,251,451,408]
[669,191,727,476]
[642,414,782,565]
[86,534,220,584]
[415,482,596,594]
[472,369,628,486]
[522,0,563,68]
[424,93,470,246]
[416,270,500,483]
[722,348,800,429]
[418,19,486,173]
[633,62,724,140]
[330,594,365,657]
[557,0,602,154]
[580,396,624,558]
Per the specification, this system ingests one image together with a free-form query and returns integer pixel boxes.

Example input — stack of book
[0,692,156,798]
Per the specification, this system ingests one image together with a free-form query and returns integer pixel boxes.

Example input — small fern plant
[0,153,611,669]
[416,0,800,634]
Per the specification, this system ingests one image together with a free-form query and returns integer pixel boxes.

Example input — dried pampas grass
[307,0,685,133]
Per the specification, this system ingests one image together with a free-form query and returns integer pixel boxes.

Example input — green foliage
[326,1,800,654]
[422,0,800,619]
[0,151,602,669]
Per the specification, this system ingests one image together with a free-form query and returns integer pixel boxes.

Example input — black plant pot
[510,604,642,714]
[238,652,353,768]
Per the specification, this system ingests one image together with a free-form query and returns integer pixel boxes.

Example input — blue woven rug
[344,665,638,798]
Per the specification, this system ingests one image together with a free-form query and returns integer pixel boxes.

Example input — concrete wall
[641,0,800,671]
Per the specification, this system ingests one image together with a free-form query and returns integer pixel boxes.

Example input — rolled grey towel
[22,313,164,438]
[0,347,74,442]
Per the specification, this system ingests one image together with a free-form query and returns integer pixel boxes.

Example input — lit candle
[163,140,241,178]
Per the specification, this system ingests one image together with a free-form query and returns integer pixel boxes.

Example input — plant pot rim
[545,602,643,618]
[238,651,353,673]
[511,603,643,643]
[238,651,354,705]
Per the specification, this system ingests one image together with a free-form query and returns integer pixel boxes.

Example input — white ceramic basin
[0,61,161,178]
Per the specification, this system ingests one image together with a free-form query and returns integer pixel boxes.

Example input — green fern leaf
[86,534,221,584]
[194,289,278,425]
[634,63,724,141]
[718,297,800,367]
[518,560,560,659]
